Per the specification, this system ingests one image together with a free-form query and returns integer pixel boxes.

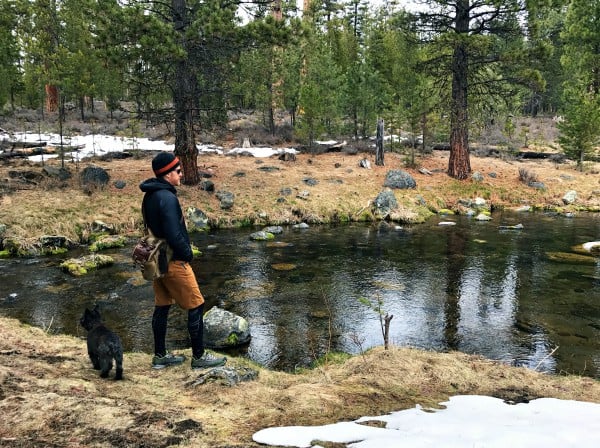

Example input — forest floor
[1,109,600,446]
[0,112,599,244]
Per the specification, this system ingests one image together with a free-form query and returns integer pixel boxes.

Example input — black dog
[80,305,124,380]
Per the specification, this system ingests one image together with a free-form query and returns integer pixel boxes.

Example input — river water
[1,212,599,377]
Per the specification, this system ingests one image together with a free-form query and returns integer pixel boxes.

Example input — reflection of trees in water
[444,227,468,350]
[3,217,599,375]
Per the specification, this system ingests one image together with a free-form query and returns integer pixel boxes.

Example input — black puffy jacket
[139,177,193,262]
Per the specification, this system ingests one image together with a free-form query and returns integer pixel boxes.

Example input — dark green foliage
[0,0,593,173]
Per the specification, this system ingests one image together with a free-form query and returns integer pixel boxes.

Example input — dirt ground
[1,113,600,447]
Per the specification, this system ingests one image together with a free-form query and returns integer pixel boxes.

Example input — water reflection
[0,213,599,377]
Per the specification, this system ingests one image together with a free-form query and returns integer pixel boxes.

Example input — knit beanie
[152,152,180,177]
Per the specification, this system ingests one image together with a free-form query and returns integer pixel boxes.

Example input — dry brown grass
[1,316,599,447]
[1,148,599,245]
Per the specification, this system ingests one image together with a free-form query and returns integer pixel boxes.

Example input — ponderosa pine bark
[172,0,200,185]
[447,0,471,180]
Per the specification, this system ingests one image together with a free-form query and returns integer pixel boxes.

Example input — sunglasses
[175,168,182,174]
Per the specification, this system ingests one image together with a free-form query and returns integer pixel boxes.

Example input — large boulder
[372,189,398,219]
[203,307,251,349]
[186,207,209,233]
[383,170,416,189]
[80,165,110,188]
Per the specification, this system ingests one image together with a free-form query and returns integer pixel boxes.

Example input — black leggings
[152,303,205,359]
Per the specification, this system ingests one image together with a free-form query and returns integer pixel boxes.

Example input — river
[1,212,599,377]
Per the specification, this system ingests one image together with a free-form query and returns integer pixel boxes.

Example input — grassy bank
[1,148,599,249]
[1,315,600,447]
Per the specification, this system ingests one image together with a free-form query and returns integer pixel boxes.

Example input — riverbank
[1,144,599,247]
[1,123,600,445]
[1,315,600,447]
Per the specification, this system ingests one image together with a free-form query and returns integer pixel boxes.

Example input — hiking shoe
[152,352,186,369]
[191,352,227,369]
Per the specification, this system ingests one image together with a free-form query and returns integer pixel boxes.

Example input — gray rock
[562,190,577,205]
[59,254,114,276]
[515,205,532,212]
[263,226,284,234]
[279,152,296,162]
[200,180,214,192]
[528,181,546,190]
[384,170,416,189]
[186,207,209,232]
[372,190,398,219]
[91,220,115,234]
[216,191,234,209]
[43,166,72,180]
[80,165,109,187]
[499,223,524,230]
[203,306,251,349]
[303,177,318,186]
[39,235,68,248]
[187,366,258,387]
[471,171,484,182]
[249,231,274,241]
[257,165,280,172]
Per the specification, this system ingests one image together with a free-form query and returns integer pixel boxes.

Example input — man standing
[139,152,226,369]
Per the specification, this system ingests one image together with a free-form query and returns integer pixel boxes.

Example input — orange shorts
[153,261,204,310]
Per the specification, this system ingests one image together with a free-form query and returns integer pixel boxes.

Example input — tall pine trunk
[45,84,58,113]
[447,0,471,180]
[172,0,199,185]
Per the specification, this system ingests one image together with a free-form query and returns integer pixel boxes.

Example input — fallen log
[517,151,565,162]
[0,148,54,160]
[0,147,55,159]
[0,140,47,151]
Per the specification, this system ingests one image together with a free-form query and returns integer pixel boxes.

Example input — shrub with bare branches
[518,167,538,185]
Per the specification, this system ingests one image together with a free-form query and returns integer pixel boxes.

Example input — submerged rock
[499,223,524,230]
[249,230,275,241]
[546,252,597,264]
[60,254,114,276]
[89,235,127,252]
[571,241,600,256]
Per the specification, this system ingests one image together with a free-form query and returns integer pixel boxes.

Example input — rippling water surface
[1,212,599,377]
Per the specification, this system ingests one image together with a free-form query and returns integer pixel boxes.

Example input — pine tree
[558,0,600,170]
[417,1,544,179]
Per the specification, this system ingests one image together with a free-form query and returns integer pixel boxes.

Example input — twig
[534,345,559,371]
[44,316,54,333]
[353,200,372,218]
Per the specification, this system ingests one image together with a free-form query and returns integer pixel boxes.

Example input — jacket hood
[139,177,176,194]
